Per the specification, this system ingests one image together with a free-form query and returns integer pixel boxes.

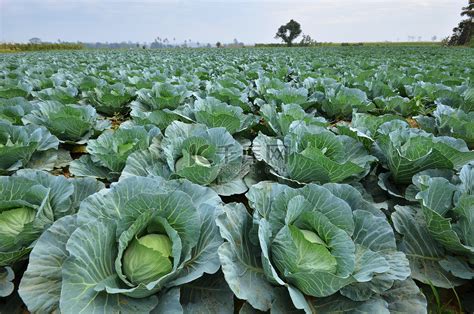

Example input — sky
[0,0,468,44]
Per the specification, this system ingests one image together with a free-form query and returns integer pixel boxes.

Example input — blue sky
[0,0,467,44]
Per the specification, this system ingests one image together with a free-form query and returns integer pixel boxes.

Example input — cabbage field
[0,47,473,313]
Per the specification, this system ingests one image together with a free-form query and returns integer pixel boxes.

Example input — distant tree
[461,0,474,19]
[448,0,473,45]
[299,34,317,46]
[431,35,437,41]
[275,19,302,46]
[29,37,41,44]
[216,41,222,48]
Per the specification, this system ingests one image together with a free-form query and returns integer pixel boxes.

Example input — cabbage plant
[84,83,135,115]
[135,82,192,110]
[131,82,191,129]
[18,176,223,313]
[0,121,59,173]
[217,182,425,313]
[0,170,103,285]
[174,97,258,134]
[392,163,474,288]
[22,101,110,144]
[259,103,327,136]
[0,97,32,125]
[415,104,474,149]
[374,121,474,184]
[264,86,310,107]
[253,122,376,184]
[0,80,32,99]
[70,124,160,180]
[206,76,253,112]
[122,121,250,195]
[33,86,79,104]
[374,96,422,117]
[319,85,375,119]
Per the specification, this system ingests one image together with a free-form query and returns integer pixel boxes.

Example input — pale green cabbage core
[0,207,36,238]
[291,227,337,274]
[117,142,136,155]
[122,234,173,285]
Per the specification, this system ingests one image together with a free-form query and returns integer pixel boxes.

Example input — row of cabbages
[2,164,474,313]
[1,87,473,182]
[1,77,473,143]
[0,170,437,313]
[1,115,473,313]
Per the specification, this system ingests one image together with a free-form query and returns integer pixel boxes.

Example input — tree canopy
[275,19,302,47]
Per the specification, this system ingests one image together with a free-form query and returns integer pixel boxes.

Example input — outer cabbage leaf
[0,266,14,297]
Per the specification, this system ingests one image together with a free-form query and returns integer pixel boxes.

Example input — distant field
[254,41,443,47]
[0,41,448,53]
[0,43,83,52]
